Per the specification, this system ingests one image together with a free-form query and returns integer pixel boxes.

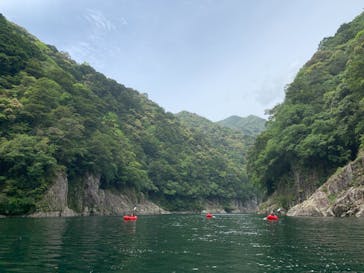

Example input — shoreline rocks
[287,154,364,217]
[28,172,168,218]
[10,171,257,218]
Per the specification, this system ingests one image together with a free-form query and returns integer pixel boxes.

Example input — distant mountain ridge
[217,115,266,136]
[176,111,255,164]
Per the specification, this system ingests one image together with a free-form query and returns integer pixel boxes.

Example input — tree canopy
[0,14,257,214]
[247,12,364,207]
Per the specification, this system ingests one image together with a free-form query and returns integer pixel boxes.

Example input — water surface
[0,214,363,272]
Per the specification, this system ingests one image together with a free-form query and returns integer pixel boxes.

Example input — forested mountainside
[248,12,364,209]
[176,111,255,176]
[0,14,258,215]
[217,115,266,137]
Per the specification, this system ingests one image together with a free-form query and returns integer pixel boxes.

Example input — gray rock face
[202,198,258,214]
[331,186,364,217]
[30,171,257,217]
[231,198,258,213]
[30,172,76,217]
[30,172,167,217]
[287,155,364,217]
[79,173,167,216]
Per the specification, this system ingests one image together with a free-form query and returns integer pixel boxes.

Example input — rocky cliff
[29,172,257,217]
[200,198,258,214]
[30,172,167,217]
[287,152,364,217]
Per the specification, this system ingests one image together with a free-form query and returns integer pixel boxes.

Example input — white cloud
[64,8,123,69]
[84,9,116,32]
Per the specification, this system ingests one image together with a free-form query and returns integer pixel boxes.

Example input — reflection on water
[0,214,364,272]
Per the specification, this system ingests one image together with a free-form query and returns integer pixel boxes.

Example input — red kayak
[123,215,138,221]
[206,213,213,218]
[266,214,279,221]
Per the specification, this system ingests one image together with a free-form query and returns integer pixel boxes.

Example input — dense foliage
[248,12,364,207]
[177,111,255,165]
[217,115,266,137]
[176,111,258,199]
[0,14,256,214]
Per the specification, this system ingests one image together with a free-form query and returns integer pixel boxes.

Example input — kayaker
[265,211,279,220]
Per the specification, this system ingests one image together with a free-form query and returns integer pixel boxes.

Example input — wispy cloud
[84,9,117,32]
[66,8,125,68]
[65,41,97,64]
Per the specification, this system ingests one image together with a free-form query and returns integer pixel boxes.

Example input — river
[0,214,363,272]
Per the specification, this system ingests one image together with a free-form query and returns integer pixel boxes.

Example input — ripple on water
[1,215,364,272]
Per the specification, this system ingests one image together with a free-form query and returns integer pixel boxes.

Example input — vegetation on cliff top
[0,14,257,215]
[247,12,364,208]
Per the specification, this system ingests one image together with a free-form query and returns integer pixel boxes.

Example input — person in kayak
[266,211,279,220]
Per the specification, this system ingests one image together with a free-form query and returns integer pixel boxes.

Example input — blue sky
[0,1,363,121]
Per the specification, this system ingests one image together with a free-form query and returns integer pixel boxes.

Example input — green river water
[0,214,363,272]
